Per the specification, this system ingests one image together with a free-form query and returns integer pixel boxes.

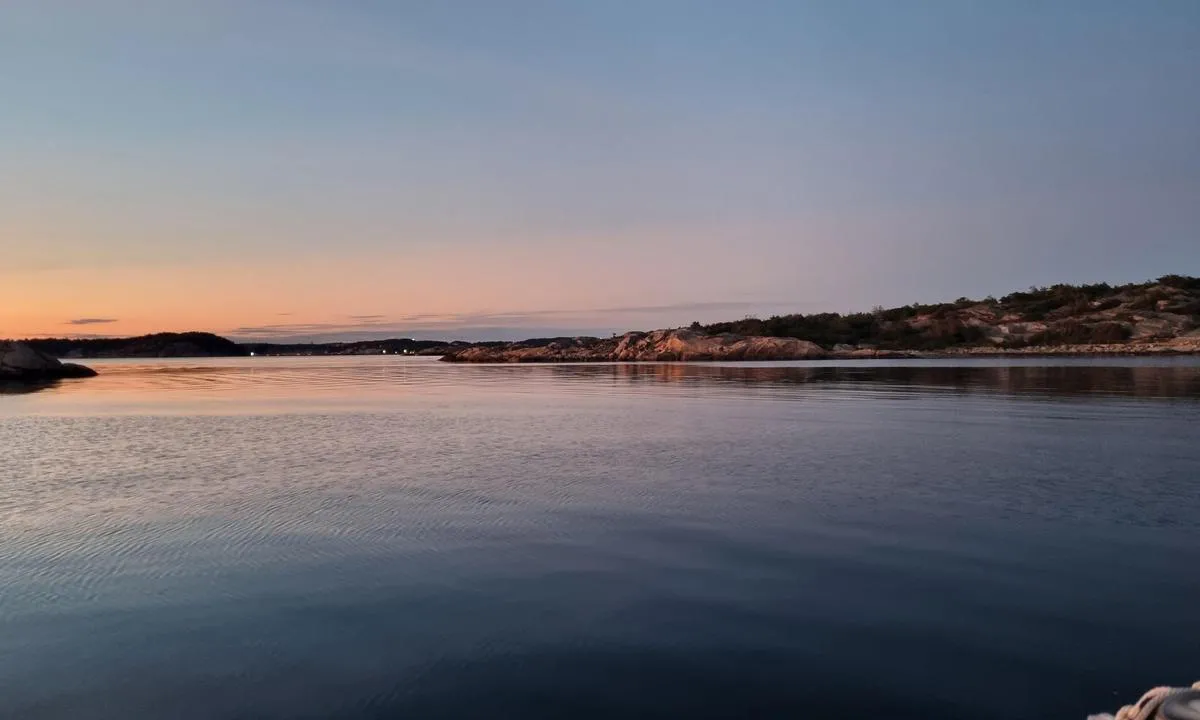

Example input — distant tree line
[24,332,245,358]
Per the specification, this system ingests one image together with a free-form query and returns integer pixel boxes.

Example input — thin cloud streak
[235,327,625,343]
[226,300,817,342]
[66,317,119,325]
[29,332,119,340]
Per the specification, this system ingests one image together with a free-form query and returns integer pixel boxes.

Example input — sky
[2,1,1198,342]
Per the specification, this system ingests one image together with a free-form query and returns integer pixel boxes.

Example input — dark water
[2,357,1198,719]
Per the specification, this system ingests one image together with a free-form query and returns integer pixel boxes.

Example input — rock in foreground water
[0,342,98,382]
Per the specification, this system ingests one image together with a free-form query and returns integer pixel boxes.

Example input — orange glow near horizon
[1,257,523,339]
[2,229,788,341]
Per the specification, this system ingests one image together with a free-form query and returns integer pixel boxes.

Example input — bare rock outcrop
[441,329,827,363]
[611,329,825,361]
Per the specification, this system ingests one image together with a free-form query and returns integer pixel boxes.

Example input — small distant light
[250,351,256,357]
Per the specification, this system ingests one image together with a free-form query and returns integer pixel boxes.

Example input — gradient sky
[3,1,1198,341]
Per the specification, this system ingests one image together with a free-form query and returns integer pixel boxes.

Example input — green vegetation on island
[698,275,1200,351]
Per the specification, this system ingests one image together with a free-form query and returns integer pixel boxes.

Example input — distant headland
[8,275,1199,365]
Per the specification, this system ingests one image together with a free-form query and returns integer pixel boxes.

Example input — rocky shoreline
[830,340,1200,359]
[440,329,1200,363]
[441,329,824,363]
[5,332,1196,373]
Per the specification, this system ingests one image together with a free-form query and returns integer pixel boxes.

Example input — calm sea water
[2,357,1198,719]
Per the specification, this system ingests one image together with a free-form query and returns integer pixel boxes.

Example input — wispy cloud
[226,300,810,342]
[66,317,119,325]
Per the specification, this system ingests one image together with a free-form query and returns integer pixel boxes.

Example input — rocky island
[0,342,97,384]
[443,275,1200,362]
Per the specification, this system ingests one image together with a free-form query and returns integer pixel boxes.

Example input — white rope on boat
[1088,681,1200,720]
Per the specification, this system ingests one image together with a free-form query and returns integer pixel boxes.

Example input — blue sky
[3,1,1197,341]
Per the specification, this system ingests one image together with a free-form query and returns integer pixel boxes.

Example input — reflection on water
[2,356,1199,719]
[0,380,59,395]
[3,356,1199,412]
[546,360,1200,399]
